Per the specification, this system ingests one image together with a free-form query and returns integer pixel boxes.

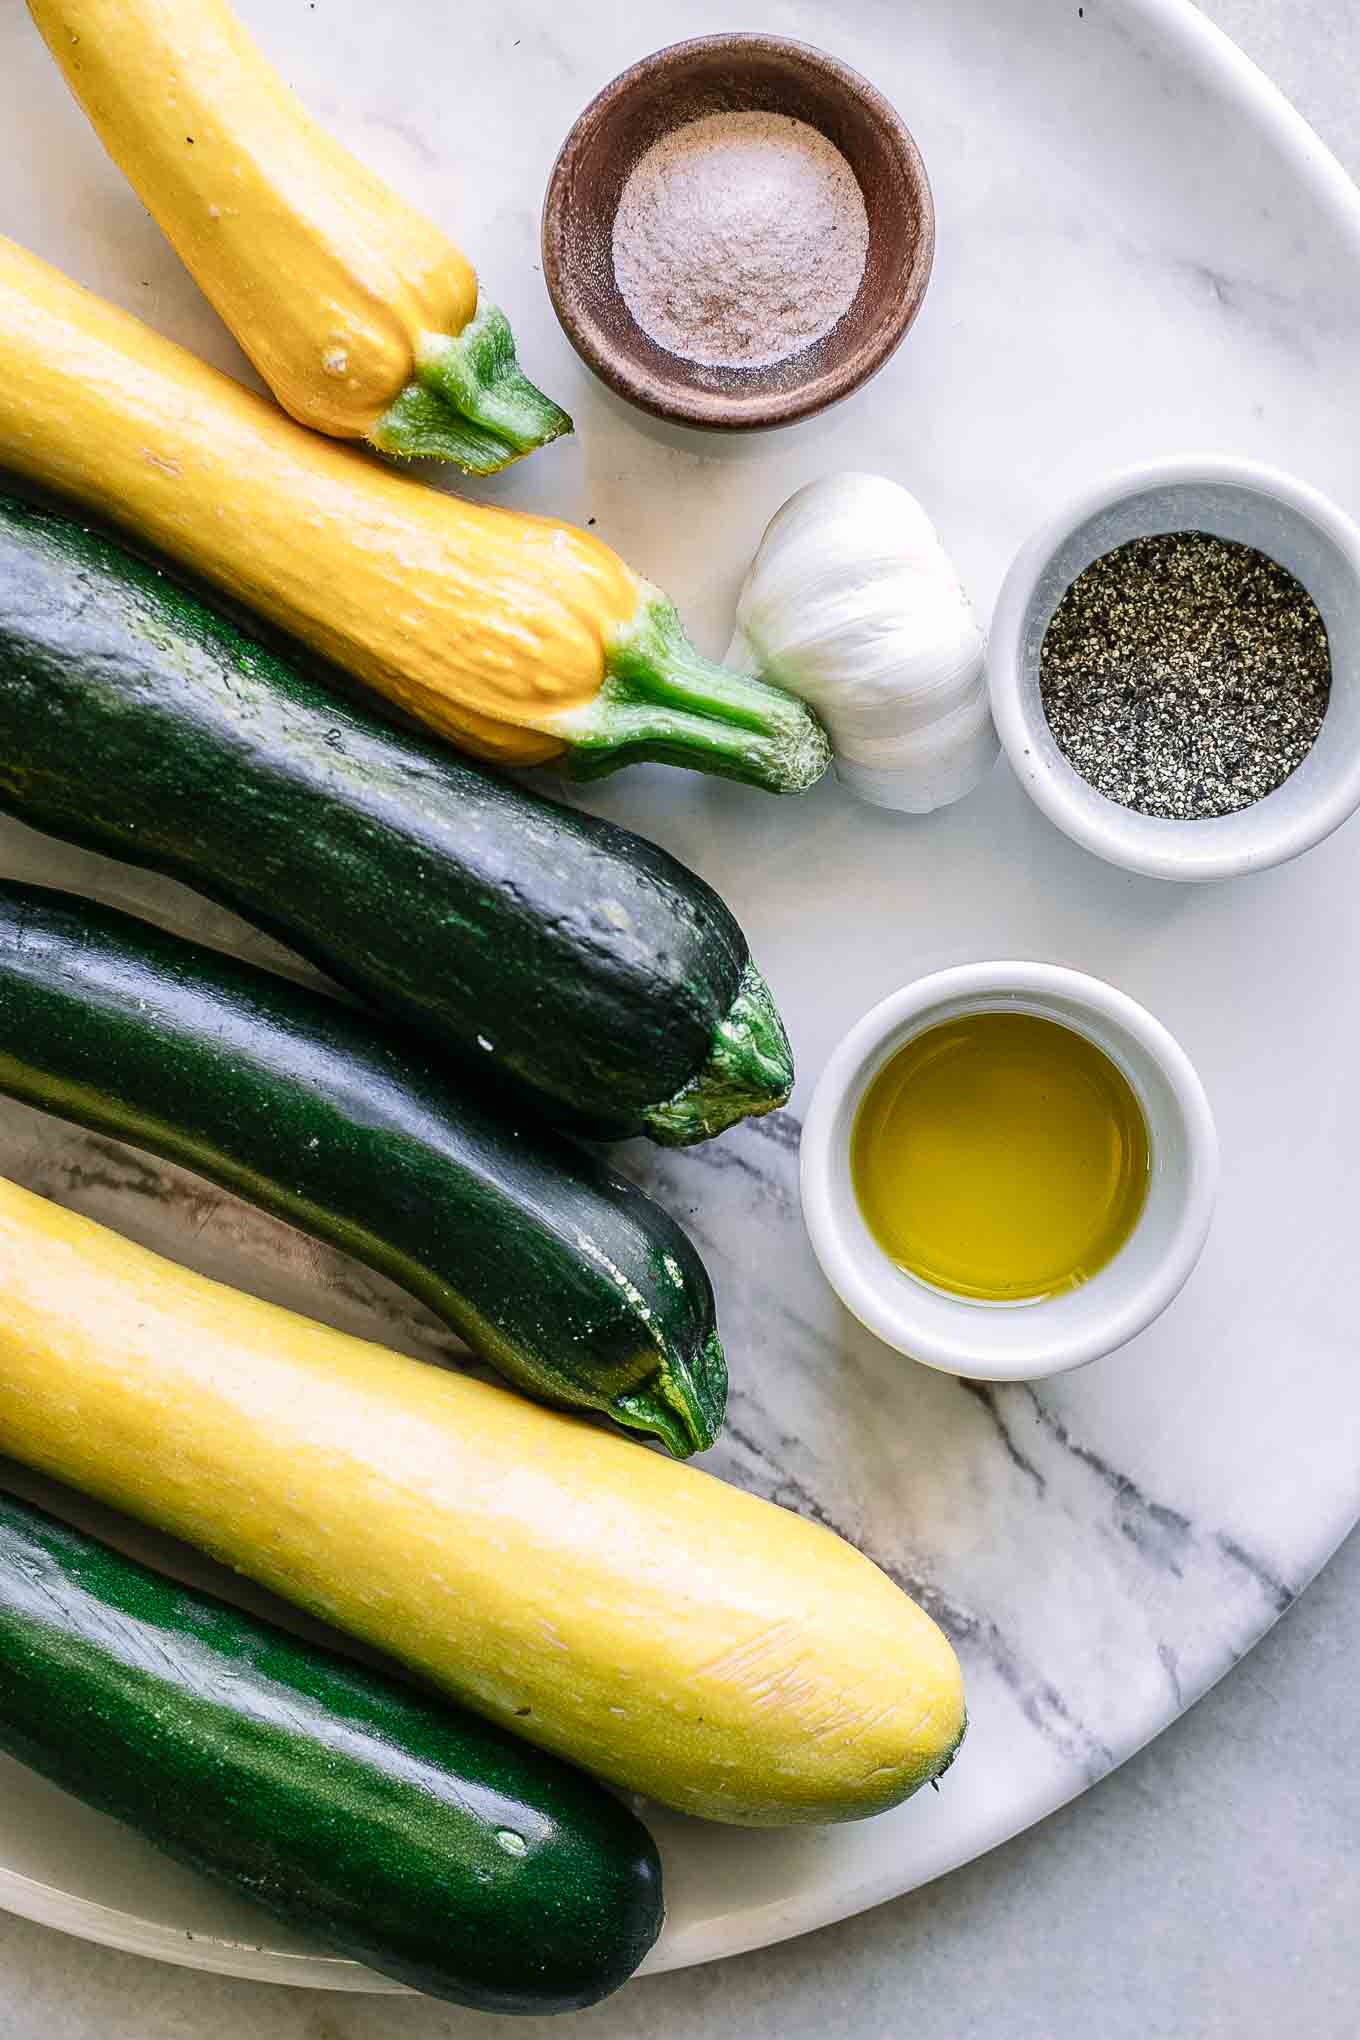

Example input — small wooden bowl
[541,35,935,432]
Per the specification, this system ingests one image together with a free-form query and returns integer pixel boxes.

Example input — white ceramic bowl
[800,963,1218,1381]
[988,455,1360,882]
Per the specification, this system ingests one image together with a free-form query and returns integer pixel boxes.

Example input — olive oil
[851,1011,1150,1303]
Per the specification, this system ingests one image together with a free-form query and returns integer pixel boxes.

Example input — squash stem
[644,962,794,1147]
[615,1329,728,1458]
[369,302,572,473]
[559,595,831,794]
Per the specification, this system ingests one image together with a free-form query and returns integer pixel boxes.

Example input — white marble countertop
[0,3,1356,2037]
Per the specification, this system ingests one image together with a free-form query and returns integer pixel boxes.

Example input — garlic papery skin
[725,473,998,812]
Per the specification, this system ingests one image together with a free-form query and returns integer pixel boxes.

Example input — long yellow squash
[0,237,827,789]
[0,1175,965,1825]
[28,0,570,472]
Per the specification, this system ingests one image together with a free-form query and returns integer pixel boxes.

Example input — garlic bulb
[725,473,998,812]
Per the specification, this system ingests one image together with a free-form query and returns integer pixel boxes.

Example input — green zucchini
[0,491,792,1145]
[0,879,723,1455]
[0,1488,663,2010]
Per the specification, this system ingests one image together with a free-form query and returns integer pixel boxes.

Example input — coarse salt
[611,110,870,371]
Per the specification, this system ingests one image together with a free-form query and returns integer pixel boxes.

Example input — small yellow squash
[0,236,827,789]
[27,0,569,471]
[0,1175,966,1825]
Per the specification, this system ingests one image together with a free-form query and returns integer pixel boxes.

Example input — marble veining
[625,1114,1300,1797]
[0,0,1356,1990]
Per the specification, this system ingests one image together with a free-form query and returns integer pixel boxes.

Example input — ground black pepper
[1039,531,1331,820]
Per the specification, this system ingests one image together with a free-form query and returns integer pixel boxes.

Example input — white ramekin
[988,455,1360,882]
[800,962,1219,1381]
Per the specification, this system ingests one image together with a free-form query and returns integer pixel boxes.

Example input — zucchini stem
[558,594,832,795]
[645,962,794,1147]
[370,301,572,473]
[615,1330,728,1458]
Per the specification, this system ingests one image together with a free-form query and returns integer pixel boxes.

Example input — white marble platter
[0,0,1358,1995]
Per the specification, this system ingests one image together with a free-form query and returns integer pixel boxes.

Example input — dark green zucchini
[0,489,792,1145]
[0,1488,663,2011]
[0,880,724,1456]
